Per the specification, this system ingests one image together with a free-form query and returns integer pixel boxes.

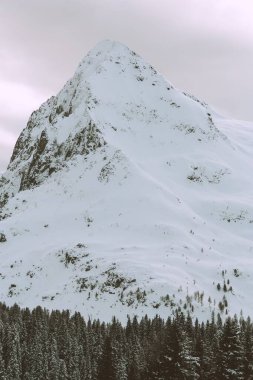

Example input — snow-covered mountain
[0,40,253,321]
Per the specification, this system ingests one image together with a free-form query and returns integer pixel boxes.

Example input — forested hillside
[0,303,251,379]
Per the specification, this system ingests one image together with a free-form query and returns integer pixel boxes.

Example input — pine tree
[59,360,68,379]
[0,340,7,380]
[5,325,21,380]
[110,319,128,380]
[49,336,61,380]
[202,313,220,379]
[158,319,182,379]
[240,316,253,379]
[97,336,116,380]
[127,332,146,379]
[216,317,244,379]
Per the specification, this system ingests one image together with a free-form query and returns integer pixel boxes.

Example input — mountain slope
[0,40,253,321]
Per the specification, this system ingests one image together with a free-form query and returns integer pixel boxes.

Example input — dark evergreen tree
[49,336,61,380]
[5,325,21,380]
[216,316,244,379]
[241,316,253,379]
[0,340,6,380]
[59,359,68,379]
[97,336,116,380]
[110,319,128,380]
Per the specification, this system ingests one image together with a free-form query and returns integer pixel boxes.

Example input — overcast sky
[0,0,253,172]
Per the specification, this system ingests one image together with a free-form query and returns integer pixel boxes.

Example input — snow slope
[0,40,253,321]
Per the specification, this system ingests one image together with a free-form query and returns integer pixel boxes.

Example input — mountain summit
[0,40,253,320]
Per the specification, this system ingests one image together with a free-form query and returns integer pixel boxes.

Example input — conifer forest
[0,303,252,379]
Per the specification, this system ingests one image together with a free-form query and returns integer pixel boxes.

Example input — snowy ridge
[0,40,253,321]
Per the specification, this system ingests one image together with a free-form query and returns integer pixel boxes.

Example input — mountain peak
[74,39,144,81]
[0,41,252,321]
[76,39,134,69]
[88,39,131,54]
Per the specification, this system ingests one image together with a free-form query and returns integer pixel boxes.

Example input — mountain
[0,40,253,321]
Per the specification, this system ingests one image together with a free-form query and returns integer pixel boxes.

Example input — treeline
[0,303,252,379]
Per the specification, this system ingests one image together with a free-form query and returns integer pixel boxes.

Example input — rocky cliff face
[1,53,109,208]
[0,40,253,321]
